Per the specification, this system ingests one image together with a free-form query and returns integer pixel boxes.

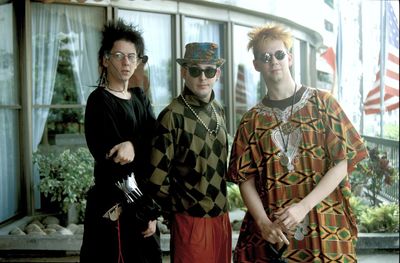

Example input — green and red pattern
[227,87,368,262]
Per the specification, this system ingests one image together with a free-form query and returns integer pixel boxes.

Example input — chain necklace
[106,86,128,94]
[272,84,297,168]
[180,94,220,136]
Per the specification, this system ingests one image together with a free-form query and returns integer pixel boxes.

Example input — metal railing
[362,135,399,203]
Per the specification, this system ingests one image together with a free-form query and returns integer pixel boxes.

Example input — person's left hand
[274,203,308,233]
[142,220,157,238]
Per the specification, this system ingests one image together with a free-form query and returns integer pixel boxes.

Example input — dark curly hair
[98,19,145,70]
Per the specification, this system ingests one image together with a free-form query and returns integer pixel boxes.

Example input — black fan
[115,173,161,231]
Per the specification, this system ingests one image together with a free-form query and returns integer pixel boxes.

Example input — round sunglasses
[186,66,217,78]
[260,50,286,64]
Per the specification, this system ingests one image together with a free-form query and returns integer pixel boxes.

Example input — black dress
[80,87,161,263]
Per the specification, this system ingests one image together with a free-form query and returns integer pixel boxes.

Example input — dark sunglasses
[186,66,217,78]
[260,50,286,64]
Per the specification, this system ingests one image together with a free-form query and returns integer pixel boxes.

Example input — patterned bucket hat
[176,42,225,67]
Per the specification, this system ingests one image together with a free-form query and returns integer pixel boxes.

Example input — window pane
[233,24,262,127]
[31,3,104,149]
[119,10,173,116]
[183,17,226,106]
[0,3,21,223]
[0,3,18,104]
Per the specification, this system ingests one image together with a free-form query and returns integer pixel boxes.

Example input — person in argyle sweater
[147,42,232,263]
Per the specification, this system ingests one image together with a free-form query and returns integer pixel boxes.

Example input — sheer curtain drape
[0,3,21,222]
[64,7,102,104]
[32,3,102,151]
[119,10,172,116]
[31,3,62,151]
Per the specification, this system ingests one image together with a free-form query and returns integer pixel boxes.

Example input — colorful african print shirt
[227,86,368,263]
[148,87,229,217]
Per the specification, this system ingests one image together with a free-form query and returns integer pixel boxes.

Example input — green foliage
[358,203,399,233]
[352,147,397,206]
[384,123,399,140]
[33,147,94,222]
[227,182,245,211]
[349,196,368,221]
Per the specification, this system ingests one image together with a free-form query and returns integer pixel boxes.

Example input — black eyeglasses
[186,66,217,78]
[260,50,286,64]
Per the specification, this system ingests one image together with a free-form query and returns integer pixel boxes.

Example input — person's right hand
[106,141,135,165]
[257,219,289,245]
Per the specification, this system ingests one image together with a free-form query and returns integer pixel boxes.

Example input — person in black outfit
[80,19,161,263]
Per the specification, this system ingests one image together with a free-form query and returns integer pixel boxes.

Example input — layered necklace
[180,94,220,136]
[272,84,298,170]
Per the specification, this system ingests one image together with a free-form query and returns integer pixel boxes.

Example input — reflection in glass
[0,3,21,223]
[233,25,262,127]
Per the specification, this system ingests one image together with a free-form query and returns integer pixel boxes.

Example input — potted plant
[33,147,94,224]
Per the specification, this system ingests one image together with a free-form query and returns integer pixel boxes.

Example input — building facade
[0,0,337,224]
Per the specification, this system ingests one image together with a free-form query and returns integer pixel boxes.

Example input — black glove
[266,243,288,263]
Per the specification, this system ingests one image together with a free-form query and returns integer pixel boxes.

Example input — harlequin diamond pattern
[149,94,229,217]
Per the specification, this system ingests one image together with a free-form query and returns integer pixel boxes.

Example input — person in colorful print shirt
[227,24,368,263]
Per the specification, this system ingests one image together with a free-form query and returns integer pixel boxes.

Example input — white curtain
[31,3,62,151]
[32,3,103,151]
[0,3,21,222]
[119,10,172,116]
[64,6,102,104]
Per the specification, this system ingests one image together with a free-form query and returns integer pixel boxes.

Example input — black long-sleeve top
[84,87,156,189]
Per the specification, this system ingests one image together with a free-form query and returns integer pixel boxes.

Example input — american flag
[364,1,399,115]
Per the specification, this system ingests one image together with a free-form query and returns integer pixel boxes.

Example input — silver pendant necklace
[272,84,297,170]
[180,94,220,136]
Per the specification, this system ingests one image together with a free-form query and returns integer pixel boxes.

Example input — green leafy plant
[33,147,94,223]
[227,182,245,211]
[349,196,368,222]
[352,147,397,206]
[358,203,399,233]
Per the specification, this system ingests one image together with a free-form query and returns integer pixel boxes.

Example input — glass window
[0,3,21,223]
[119,10,173,116]
[233,24,262,127]
[31,3,104,150]
[183,17,226,106]
[292,38,302,84]
[324,19,334,32]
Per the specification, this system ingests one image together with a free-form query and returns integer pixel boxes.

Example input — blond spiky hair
[247,24,293,58]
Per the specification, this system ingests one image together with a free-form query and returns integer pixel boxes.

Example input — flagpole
[358,1,364,134]
[379,1,386,138]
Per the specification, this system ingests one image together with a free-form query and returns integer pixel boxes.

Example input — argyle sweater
[148,88,229,217]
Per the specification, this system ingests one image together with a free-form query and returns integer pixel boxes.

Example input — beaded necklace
[180,94,220,136]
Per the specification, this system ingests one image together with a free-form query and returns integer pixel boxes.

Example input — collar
[181,86,215,107]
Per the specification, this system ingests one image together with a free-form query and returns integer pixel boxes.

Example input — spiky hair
[247,24,293,59]
[98,19,145,68]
